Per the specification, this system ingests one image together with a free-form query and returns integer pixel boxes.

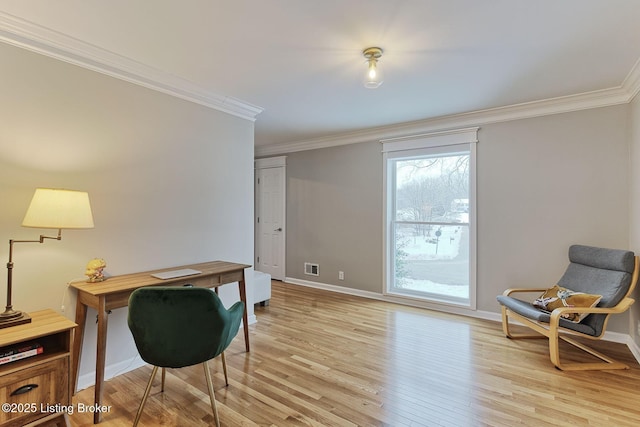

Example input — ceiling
[2,0,640,152]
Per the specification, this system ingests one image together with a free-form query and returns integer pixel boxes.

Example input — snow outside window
[382,128,477,309]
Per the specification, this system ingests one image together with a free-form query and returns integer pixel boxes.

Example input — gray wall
[284,104,632,333]
[478,106,629,332]
[287,142,383,292]
[0,42,256,386]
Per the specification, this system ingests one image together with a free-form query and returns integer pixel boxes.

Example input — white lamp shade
[21,188,94,229]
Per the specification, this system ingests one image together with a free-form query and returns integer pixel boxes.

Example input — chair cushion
[497,295,597,336]
[568,244,635,273]
[532,285,601,323]
[560,245,634,308]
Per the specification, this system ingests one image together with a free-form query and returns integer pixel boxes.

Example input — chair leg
[133,365,159,427]
[161,367,166,392]
[203,361,220,427]
[552,335,629,370]
[501,308,548,340]
[221,351,229,386]
[501,306,513,337]
[505,308,629,370]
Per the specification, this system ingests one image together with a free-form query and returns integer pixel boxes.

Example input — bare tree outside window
[391,153,470,302]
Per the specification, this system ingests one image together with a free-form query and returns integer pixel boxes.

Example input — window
[383,128,477,308]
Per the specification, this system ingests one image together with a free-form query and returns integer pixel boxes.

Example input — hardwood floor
[70,281,640,426]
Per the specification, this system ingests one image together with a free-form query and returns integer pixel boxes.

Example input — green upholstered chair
[127,286,244,427]
[497,244,639,370]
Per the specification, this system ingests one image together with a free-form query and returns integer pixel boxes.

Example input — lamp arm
[4,229,63,315]
[8,229,62,262]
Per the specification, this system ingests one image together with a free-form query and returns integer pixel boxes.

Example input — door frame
[255,156,287,280]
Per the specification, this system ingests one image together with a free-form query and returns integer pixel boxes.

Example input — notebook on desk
[151,268,202,280]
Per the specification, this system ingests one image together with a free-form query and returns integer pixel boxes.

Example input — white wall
[0,42,255,387]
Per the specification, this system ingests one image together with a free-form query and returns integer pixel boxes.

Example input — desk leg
[238,278,250,352]
[71,300,87,395]
[93,298,109,424]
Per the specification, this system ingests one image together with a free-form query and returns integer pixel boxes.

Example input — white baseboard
[627,336,640,361]
[77,317,256,391]
[286,276,504,319]
[76,355,146,391]
[284,276,640,365]
[285,277,383,300]
[79,280,639,391]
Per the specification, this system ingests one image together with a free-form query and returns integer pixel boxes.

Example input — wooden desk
[69,261,250,424]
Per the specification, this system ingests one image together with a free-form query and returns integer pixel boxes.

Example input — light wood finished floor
[71,281,640,426]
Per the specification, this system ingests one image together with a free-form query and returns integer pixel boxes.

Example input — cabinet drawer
[0,357,68,426]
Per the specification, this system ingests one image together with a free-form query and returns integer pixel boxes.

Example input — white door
[255,157,286,280]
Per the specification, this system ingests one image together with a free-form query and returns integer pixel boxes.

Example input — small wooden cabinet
[0,310,76,427]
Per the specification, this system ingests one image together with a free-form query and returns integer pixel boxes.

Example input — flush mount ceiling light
[363,47,384,89]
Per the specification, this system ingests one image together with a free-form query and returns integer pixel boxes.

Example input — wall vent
[304,262,319,276]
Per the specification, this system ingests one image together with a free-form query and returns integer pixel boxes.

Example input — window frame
[382,128,478,310]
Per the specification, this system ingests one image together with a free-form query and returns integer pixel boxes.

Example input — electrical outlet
[637,320,640,336]
[339,271,344,280]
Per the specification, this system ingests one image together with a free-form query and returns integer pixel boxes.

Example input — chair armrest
[502,287,548,297]
[549,297,635,324]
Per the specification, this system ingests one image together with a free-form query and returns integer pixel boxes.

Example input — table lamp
[0,188,94,328]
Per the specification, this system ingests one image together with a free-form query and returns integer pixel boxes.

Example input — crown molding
[256,85,632,157]
[257,58,640,157]
[0,12,263,121]
[622,56,640,101]
[2,12,638,150]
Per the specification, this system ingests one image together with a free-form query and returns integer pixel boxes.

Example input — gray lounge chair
[497,244,639,370]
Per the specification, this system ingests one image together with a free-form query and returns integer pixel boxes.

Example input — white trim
[3,11,637,150]
[628,336,640,362]
[468,142,478,311]
[75,312,257,390]
[381,127,479,152]
[284,277,640,364]
[622,56,640,101]
[255,156,287,169]
[256,82,636,157]
[285,277,383,300]
[284,276,479,315]
[76,355,145,391]
[0,12,263,121]
[1,12,638,148]
[254,159,287,281]
[382,136,477,309]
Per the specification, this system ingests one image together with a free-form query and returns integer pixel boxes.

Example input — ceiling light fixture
[363,47,384,89]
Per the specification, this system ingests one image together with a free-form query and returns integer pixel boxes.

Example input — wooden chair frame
[500,256,639,371]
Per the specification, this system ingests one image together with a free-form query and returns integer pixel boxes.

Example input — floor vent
[304,262,319,276]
